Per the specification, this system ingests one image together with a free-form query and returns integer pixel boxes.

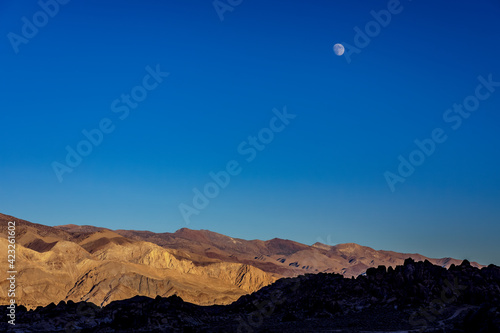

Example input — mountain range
[0,212,483,310]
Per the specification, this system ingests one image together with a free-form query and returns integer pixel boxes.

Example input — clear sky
[1,0,499,265]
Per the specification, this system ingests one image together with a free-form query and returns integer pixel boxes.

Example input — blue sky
[1,0,499,265]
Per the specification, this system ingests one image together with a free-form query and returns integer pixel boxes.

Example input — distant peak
[175,227,192,233]
[312,242,332,250]
[335,243,363,248]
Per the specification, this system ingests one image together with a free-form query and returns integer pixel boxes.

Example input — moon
[333,43,344,56]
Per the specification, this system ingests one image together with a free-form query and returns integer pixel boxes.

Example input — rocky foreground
[2,259,499,332]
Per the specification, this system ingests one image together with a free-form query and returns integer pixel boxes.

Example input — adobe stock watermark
[409,277,467,331]
[7,0,71,54]
[64,302,102,333]
[385,74,500,192]
[6,221,17,326]
[316,234,335,247]
[339,0,407,63]
[178,106,296,225]
[213,0,242,21]
[51,64,169,183]
[236,278,301,333]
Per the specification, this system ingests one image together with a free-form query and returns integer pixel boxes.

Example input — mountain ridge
[0,212,484,311]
